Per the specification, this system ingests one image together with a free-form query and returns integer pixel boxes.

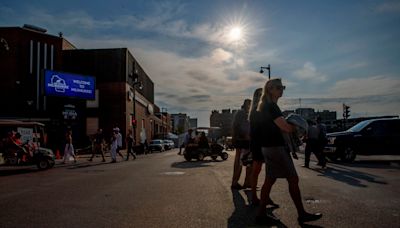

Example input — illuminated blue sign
[44,70,95,100]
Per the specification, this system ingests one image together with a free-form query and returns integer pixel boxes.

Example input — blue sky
[1,0,399,126]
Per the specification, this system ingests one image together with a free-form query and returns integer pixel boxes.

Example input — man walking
[178,129,193,155]
[88,128,106,162]
[126,129,136,160]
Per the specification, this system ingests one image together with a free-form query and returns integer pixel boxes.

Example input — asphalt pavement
[0,148,399,228]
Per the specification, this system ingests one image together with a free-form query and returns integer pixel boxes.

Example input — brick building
[0,25,170,150]
[210,109,237,137]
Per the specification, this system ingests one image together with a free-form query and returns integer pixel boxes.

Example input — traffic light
[343,104,350,119]
[131,118,137,128]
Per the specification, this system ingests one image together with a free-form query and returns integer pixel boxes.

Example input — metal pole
[133,88,136,145]
[268,64,271,79]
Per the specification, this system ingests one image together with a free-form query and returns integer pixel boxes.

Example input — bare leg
[231,148,243,187]
[287,176,306,216]
[251,161,263,202]
[257,177,276,216]
[243,165,252,187]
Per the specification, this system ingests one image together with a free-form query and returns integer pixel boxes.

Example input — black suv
[324,118,400,162]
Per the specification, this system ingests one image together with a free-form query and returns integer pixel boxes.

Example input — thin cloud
[376,2,400,13]
[293,62,328,82]
[328,75,400,98]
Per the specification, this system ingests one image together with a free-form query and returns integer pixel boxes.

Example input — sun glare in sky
[229,27,242,41]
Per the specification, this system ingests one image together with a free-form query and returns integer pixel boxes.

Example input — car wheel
[197,153,205,161]
[327,153,339,162]
[37,159,50,170]
[221,152,228,160]
[184,154,191,161]
[341,147,356,162]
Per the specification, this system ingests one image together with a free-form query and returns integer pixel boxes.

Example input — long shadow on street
[227,189,286,228]
[312,161,390,187]
[171,160,222,169]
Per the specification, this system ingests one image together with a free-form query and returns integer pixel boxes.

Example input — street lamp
[131,77,143,145]
[259,64,271,79]
[161,107,168,139]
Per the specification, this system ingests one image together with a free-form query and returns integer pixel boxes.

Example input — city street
[0,149,399,228]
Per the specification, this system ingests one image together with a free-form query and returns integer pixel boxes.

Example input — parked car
[148,139,165,152]
[324,118,400,162]
[163,140,175,150]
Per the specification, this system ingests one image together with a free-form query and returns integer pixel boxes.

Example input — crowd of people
[62,126,138,164]
[231,78,324,225]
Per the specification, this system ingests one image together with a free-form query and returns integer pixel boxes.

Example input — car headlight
[328,137,336,145]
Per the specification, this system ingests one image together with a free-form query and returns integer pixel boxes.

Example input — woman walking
[256,78,322,224]
[63,129,77,164]
[249,88,277,207]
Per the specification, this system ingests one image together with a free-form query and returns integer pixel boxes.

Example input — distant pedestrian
[88,128,106,162]
[198,132,209,150]
[110,131,118,163]
[303,117,326,168]
[114,127,124,158]
[316,116,327,167]
[249,88,277,206]
[256,78,322,224]
[231,99,252,189]
[178,129,193,155]
[63,129,77,164]
[126,129,136,160]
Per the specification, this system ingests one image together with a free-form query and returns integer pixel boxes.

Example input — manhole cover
[163,171,185,175]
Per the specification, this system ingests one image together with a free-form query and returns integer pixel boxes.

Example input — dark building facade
[0,25,169,151]
[62,48,162,144]
[0,25,89,151]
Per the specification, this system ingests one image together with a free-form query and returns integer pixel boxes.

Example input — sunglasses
[275,85,286,90]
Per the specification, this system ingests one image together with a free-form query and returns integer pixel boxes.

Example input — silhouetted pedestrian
[89,128,106,162]
[231,99,252,189]
[126,129,136,160]
[256,78,322,225]
[62,129,76,164]
[316,116,327,167]
[249,88,277,207]
[110,131,118,163]
[114,127,124,158]
[179,129,193,155]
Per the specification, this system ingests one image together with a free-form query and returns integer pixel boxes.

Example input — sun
[229,27,242,41]
[223,23,248,48]
[220,14,252,49]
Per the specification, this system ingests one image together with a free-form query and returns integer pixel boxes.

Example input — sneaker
[298,212,322,224]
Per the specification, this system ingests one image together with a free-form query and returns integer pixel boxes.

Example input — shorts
[262,146,297,178]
